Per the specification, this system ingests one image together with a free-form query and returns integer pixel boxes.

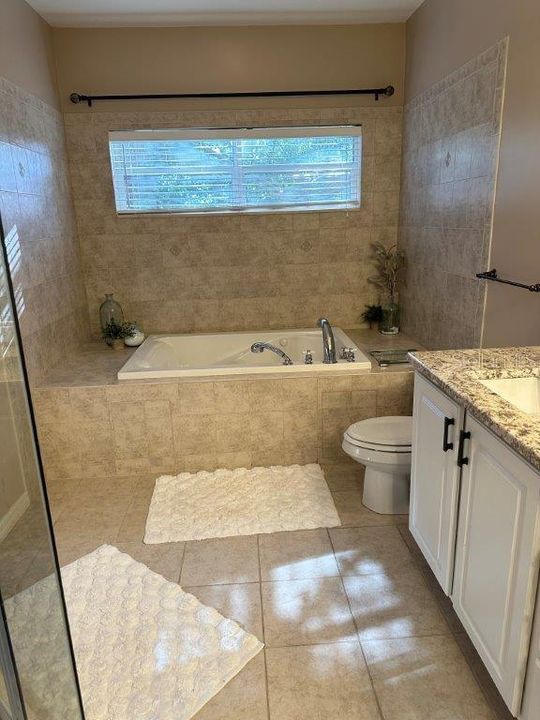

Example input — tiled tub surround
[32,330,415,483]
[64,105,402,337]
[409,346,540,471]
[399,39,508,349]
[0,77,88,384]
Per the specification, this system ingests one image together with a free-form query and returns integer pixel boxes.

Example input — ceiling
[27,0,424,27]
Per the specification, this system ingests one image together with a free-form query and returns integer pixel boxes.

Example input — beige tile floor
[50,462,512,720]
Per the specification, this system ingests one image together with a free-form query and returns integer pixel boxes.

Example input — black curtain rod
[476,269,540,293]
[69,85,395,107]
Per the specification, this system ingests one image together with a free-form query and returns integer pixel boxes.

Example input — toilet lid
[345,416,412,447]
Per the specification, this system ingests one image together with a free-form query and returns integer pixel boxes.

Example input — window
[108,126,362,215]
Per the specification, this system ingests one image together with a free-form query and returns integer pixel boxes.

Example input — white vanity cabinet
[410,374,464,593]
[452,415,540,715]
[521,587,540,720]
[410,371,540,717]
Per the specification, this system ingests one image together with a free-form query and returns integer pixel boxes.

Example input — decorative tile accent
[399,39,508,349]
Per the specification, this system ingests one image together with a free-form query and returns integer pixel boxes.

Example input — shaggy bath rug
[5,545,263,720]
[144,463,341,543]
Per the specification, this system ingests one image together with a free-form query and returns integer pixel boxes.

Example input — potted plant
[361,304,383,330]
[102,321,136,350]
[368,242,406,335]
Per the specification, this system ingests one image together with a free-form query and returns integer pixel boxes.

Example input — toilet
[342,416,413,515]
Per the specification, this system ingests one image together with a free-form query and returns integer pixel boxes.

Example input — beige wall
[406,0,540,347]
[0,0,59,109]
[53,24,405,112]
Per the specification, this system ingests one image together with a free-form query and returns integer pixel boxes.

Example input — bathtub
[117,328,371,380]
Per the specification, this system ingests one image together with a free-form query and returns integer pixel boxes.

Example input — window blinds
[109,126,362,215]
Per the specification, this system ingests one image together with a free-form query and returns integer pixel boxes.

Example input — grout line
[182,579,261,589]
[256,534,271,720]
[264,632,453,650]
[262,649,271,720]
[176,543,186,585]
[326,528,387,720]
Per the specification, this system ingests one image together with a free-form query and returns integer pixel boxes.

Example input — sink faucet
[251,342,293,365]
[318,318,337,364]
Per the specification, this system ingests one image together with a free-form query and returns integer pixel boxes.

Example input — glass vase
[99,293,124,331]
[379,299,400,335]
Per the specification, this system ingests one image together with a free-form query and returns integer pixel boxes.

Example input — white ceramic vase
[124,328,145,347]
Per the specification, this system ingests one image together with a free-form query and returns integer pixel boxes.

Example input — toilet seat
[342,437,412,467]
[345,416,412,448]
[343,434,411,454]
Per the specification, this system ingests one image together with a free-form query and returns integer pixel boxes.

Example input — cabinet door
[521,587,540,720]
[452,416,540,715]
[410,373,464,594]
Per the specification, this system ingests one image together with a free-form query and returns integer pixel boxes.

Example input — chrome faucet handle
[303,349,313,365]
[340,347,357,362]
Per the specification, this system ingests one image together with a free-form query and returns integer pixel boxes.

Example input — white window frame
[108,125,362,216]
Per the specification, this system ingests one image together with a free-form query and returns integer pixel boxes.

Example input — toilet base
[362,468,410,515]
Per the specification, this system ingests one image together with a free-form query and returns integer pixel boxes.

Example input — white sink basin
[479,376,540,415]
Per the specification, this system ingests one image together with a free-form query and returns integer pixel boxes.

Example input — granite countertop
[409,347,540,472]
[36,328,422,389]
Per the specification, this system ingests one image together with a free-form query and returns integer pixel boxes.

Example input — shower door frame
[0,601,25,720]
[0,214,86,720]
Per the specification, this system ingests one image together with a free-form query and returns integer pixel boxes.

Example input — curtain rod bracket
[69,86,395,107]
[70,93,92,107]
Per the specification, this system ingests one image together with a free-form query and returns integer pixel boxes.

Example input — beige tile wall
[0,77,88,384]
[399,39,508,349]
[63,105,403,337]
[33,370,413,483]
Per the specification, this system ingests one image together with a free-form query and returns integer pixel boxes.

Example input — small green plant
[368,242,406,303]
[361,304,383,328]
[102,321,136,344]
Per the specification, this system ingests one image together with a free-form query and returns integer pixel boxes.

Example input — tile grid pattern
[51,464,509,720]
[0,76,88,384]
[63,105,403,337]
[33,370,414,482]
[399,38,508,349]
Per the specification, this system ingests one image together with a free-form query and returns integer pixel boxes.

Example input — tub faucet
[251,342,293,365]
[318,318,337,364]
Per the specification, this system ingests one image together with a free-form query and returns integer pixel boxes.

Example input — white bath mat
[144,463,341,543]
[5,545,263,720]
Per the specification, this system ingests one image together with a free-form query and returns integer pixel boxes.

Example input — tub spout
[251,342,293,365]
[317,318,337,364]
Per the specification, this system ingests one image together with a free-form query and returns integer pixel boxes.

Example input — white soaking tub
[118,328,371,380]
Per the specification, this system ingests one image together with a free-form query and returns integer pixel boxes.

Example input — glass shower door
[0,217,85,719]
